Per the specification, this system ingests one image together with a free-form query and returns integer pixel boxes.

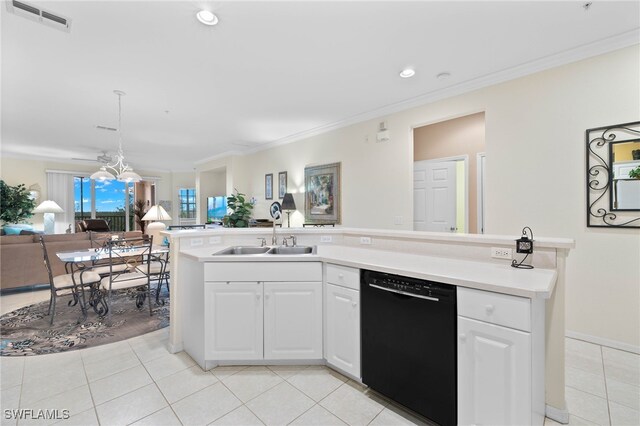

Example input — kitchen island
[164,227,574,425]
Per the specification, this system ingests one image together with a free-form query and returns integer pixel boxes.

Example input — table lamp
[33,200,64,234]
[281,193,297,227]
[141,205,172,245]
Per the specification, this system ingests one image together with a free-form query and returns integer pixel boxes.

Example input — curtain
[46,172,75,234]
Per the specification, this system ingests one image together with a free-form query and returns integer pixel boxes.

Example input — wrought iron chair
[88,231,130,278]
[100,235,154,315]
[39,237,103,325]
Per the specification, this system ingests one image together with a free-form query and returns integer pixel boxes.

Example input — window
[74,177,133,231]
[179,188,196,219]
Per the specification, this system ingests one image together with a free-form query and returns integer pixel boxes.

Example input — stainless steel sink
[267,246,316,255]
[213,246,272,255]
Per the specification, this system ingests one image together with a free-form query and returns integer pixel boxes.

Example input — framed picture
[265,173,273,200]
[304,162,341,224]
[278,171,287,198]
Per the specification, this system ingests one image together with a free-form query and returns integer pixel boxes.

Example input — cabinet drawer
[325,263,360,290]
[205,262,322,282]
[458,287,531,332]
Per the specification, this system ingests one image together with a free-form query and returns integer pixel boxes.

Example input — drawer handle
[485,304,495,314]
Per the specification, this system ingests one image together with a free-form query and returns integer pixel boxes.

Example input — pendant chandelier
[90,90,142,183]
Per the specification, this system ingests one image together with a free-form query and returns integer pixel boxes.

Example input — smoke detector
[6,0,72,32]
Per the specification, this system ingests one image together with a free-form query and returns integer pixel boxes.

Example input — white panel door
[205,282,263,360]
[413,165,428,231]
[458,316,532,426]
[324,283,360,378]
[264,282,323,359]
[414,160,457,232]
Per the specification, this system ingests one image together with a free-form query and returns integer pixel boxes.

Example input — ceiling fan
[71,151,113,164]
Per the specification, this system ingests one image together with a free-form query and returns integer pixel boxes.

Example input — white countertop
[164,226,575,249]
[181,244,558,299]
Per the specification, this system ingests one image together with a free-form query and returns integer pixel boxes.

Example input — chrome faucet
[272,218,278,245]
[282,235,297,247]
[257,237,267,247]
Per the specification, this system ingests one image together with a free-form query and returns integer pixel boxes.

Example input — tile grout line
[126,338,184,426]
[601,344,613,426]
[79,349,101,426]
[285,402,319,425]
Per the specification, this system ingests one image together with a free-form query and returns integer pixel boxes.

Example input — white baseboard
[566,330,640,354]
[546,404,569,424]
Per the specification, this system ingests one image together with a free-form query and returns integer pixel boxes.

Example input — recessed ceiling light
[436,72,451,80]
[399,68,416,78]
[196,10,218,26]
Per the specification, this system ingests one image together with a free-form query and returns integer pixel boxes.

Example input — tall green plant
[0,180,35,224]
[223,190,253,228]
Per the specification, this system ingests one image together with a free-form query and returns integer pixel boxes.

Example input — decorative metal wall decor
[586,121,640,228]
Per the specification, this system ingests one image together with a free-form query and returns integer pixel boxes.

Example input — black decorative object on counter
[512,226,534,269]
[586,121,640,228]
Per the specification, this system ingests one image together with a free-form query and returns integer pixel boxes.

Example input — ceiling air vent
[6,0,72,33]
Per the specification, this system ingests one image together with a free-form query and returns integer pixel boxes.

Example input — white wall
[224,46,640,350]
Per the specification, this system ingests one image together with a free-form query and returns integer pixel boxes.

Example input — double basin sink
[213,246,316,256]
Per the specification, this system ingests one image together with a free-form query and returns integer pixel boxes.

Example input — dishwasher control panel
[366,272,456,302]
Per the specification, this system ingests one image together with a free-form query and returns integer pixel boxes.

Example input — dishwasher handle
[368,283,440,302]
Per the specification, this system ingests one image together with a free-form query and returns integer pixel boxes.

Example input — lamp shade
[90,167,116,181]
[117,170,142,183]
[33,200,64,213]
[141,205,172,221]
[281,193,296,211]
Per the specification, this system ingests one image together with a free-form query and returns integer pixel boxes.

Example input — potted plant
[134,199,148,234]
[223,190,254,228]
[0,180,36,227]
[629,165,640,179]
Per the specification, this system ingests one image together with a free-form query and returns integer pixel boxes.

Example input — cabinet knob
[338,274,344,280]
[485,304,495,314]
[351,302,357,308]
[226,281,230,285]
[459,333,466,341]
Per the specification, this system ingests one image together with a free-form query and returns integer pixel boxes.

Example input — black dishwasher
[361,270,457,426]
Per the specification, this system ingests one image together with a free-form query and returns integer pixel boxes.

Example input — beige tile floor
[1,290,638,426]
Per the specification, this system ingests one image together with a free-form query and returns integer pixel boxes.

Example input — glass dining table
[56,245,170,319]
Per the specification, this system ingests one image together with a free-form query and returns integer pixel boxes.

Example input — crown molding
[236,29,640,157]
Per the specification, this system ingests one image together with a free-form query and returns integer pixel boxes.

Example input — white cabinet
[204,262,323,361]
[264,282,322,359]
[458,316,531,426]
[457,287,545,426]
[205,282,263,360]
[324,263,361,379]
[324,283,360,378]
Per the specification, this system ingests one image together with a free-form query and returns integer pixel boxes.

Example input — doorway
[412,112,486,233]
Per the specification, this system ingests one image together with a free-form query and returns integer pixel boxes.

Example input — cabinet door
[458,316,531,426]
[263,282,322,359]
[325,283,360,378]
[205,282,263,360]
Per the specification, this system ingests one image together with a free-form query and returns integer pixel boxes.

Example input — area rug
[0,288,169,356]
